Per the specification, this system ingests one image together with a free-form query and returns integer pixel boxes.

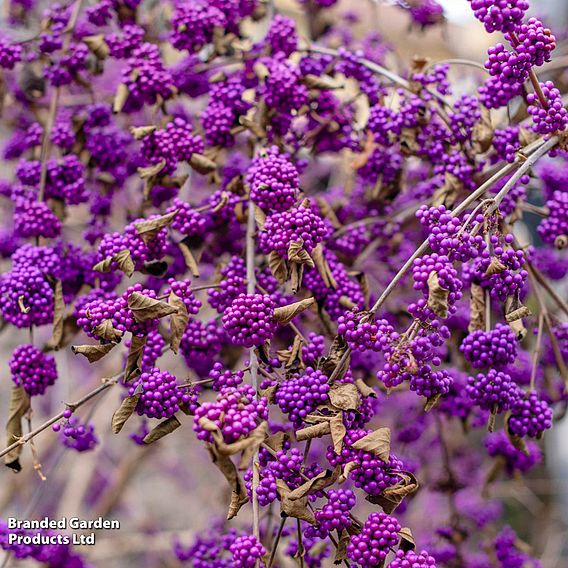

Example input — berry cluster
[9,345,58,396]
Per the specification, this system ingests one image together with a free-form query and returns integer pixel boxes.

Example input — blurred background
[0,0,568,566]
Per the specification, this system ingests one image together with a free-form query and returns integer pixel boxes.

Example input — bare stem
[531,312,545,391]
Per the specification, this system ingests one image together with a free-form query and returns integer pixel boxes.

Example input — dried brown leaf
[355,378,376,398]
[94,319,123,342]
[17,295,30,314]
[329,383,361,411]
[351,427,391,462]
[311,243,337,289]
[168,292,189,354]
[134,210,178,244]
[484,257,507,276]
[124,335,147,382]
[128,292,178,322]
[288,240,314,268]
[264,432,289,453]
[288,466,340,500]
[189,153,217,174]
[130,125,156,140]
[51,279,64,348]
[114,249,135,277]
[276,480,316,524]
[399,527,416,551]
[319,336,350,381]
[143,415,181,444]
[330,412,346,454]
[268,250,288,284]
[258,383,278,403]
[334,529,351,564]
[296,421,331,442]
[4,386,30,470]
[83,34,109,59]
[93,256,113,273]
[273,298,316,326]
[179,241,200,277]
[471,106,493,154]
[137,159,166,181]
[432,173,461,208]
[113,83,129,113]
[302,74,341,90]
[427,271,449,319]
[71,343,115,363]
[338,461,358,484]
[111,390,141,434]
[469,283,486,334]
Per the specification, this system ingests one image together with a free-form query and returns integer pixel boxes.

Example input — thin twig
[267,516,287,567]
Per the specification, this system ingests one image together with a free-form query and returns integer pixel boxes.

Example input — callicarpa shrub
[0,0,567,566]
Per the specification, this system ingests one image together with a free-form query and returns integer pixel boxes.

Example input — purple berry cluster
[128,368,181,419]
[347,512,401,566]
[222,293,277,347]
[9,344,58,396]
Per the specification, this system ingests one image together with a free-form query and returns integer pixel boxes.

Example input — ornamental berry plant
[0,0,567,567]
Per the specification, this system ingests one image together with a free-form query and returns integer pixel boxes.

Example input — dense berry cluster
[508,391,553,438]
[460,324,518,369]
[466,369,520,412]
[222,293,277,347]
[9,345,58,396]
[128,368,181,419]
[347,512,401,565]
[338,310,396,353]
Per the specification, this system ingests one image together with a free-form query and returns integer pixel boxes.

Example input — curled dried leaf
[72,343,115,363]
[311,244,337,289]
[268,250,288,284]
[51,279,64,349]
[83,34,109,59]
[427,271,449,319]
[355,378,376,398]
[330,412,346,454]
[128,292,178,322]
[351,427,391,462]
[328,383,361,411]
[179,241,200,278]
[114,249,135,277]
[93,256,113,273]
[113,83,129,113]
[189,153,217,174]
[17,295,30,314]
[130,125,157,139]
[276,480,316,525]
[484,257,507,276]
[302,74,341,90]
[124,335,147,382]
[94,319,123,343]
[137,159,167,181]
[111,390,141,434]
[168,292,189,354]
[296,421,331,442]
[398,527,416,551]
[288,240,315,268]
[143,415,182,444]
[4,386,30,470]
[273,298,316,326]
[134,210,178,243]
[469,283,486,334]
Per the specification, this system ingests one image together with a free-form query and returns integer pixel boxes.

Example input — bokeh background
[0,0,568,566]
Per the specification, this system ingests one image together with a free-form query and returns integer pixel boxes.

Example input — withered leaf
[276,480,316,525]
[128,292,178,322]
[319,335,350,381]
[17,295,30,314]
[130,125,156,139]
[179,241,200,277]
[302,74,341,90]
[273,298,316,326]
[238,115,266,138]
[113,83,129,113]
[288,240,315,268]
[207,446,248,520]
[355,378,376,398]
[46,315,80,351]
[469,283,486,334]
[253,204,266,230]
[93,256,113,273]
[134,210,178,244]
[111,390,141,434]
[311,244,337,289]
[366,471,419,513]
[351,427,390,462]
[296,421,331,442]
[124,335,147,382]
[288,467,340,500]
[427,271,449,319]
[4,386,30,470]
[258,382,278,403]
[398,527,416,551]
[239,422,269,470]
[114,249,135,277]
[143,415,181,444]
[264,431,289,453]
[168,292,189,354]
[189,153,217,174]
[83,34,109,59]
[338,461,358,484]
[268,251,288,284]
[72,343,115,363]
[51,279,64,349]
[424,393,442,412]
[329,383,361,411]
[290,263,304,294]
[471,106,493,154]
[94,319,123,342]
[334,529,351,564]
[137,159,166,182]
[484,257,507,276]
[330,412,346,454]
